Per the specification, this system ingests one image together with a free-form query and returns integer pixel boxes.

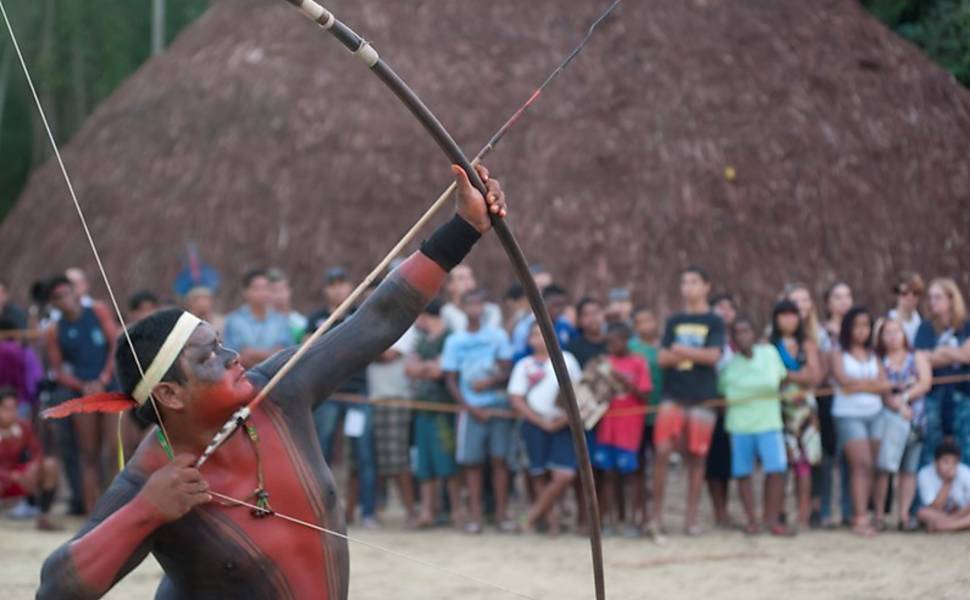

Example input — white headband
[132,312,201,405]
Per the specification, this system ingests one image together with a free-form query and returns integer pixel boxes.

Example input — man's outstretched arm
[37,455,210,600]
[255,164,507,406]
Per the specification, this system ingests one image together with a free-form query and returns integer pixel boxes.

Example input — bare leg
[844,440,875,536]
[796,471,812,528]
[708,478,729,525]
[446,475,465,527]
[465,466,484,527]
[872,471,890,526]
[574,478,587,529]
[394,472,417,526]
[918,506,947,530]
[417,480,436,527]
[37,458,61,530]
[616,474,627,524]
[525,474,547,529]
[599,470,616,530]
[74,413,102,513]
[650,443,673,530]
[537,471,575,534]
[737,476,757,531]
[13,460,60,530]
[931,513,970,532]
[490,457,510,523]
[620,473,637,527]
[763,473,786,528]
[897,473,917,525]
[685,454,707,531]
[631,464,647,527]
[918,506,970,532]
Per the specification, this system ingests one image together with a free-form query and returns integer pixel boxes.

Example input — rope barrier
[323,372,970,421]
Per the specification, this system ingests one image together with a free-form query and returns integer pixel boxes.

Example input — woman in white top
[830,306,889,537]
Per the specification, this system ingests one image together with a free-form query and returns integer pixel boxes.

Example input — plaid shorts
[372,402,412,476]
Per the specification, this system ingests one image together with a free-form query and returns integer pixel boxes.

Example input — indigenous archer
[36,164,508,600]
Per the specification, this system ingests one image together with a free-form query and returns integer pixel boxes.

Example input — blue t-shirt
[57,306,109,381]
[914,320,970,396]
[441,326,514,407]
[223,306,293,353]
[510,314,576,362]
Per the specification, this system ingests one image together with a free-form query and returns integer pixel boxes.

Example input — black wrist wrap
[419,215,482,272]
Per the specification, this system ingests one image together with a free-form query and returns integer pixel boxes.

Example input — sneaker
[361,517,381,530]
[7,499,39,520]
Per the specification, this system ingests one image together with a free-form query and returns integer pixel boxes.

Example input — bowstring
[1,1,617,597]
[0,0,172,452]
[0,7,525,597]
[210,491,537,599]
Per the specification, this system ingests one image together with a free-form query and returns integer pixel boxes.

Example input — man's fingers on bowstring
[186,488,213,507]
[181,478,210,495]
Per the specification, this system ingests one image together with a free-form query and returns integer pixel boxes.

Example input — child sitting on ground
[0,387,60,530]
[917,439,970,533]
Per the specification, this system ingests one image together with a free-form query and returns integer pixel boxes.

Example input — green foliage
[863,0,970,85]
[0,0,209,221]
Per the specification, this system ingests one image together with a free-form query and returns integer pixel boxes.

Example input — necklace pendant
[251,488,273,519]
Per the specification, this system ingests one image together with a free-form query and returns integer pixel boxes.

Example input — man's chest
[173,408,341,596]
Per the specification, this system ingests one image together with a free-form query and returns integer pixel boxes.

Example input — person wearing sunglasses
[889,272,925,346]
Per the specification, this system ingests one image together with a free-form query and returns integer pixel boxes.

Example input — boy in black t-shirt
[649,267,725,536]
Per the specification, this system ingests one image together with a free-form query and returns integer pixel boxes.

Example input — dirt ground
[3,465,969,600]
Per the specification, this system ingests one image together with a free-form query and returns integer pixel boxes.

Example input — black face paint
[180,323,238,386]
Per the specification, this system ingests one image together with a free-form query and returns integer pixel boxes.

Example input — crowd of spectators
[2,264,969,540]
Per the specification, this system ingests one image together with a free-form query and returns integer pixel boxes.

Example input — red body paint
[68,494,165,593]
[397,252,446,298]
[200,405,333,599]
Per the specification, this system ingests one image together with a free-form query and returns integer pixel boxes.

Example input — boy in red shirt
[0,387,60,530]
[591,323,652,536]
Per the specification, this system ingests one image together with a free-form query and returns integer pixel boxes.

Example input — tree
[0,0,209,221]
[864,0,970,85]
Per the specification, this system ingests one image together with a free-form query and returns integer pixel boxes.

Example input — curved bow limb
[283,1,607,597]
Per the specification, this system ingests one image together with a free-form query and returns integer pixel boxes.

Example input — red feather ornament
[42,393,137,419]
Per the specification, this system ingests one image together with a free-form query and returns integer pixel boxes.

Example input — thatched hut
[2,0,968,317]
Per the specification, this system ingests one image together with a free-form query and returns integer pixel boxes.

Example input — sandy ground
[3,465,970,600]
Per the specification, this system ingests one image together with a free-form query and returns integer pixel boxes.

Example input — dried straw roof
[2,0,968,316]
